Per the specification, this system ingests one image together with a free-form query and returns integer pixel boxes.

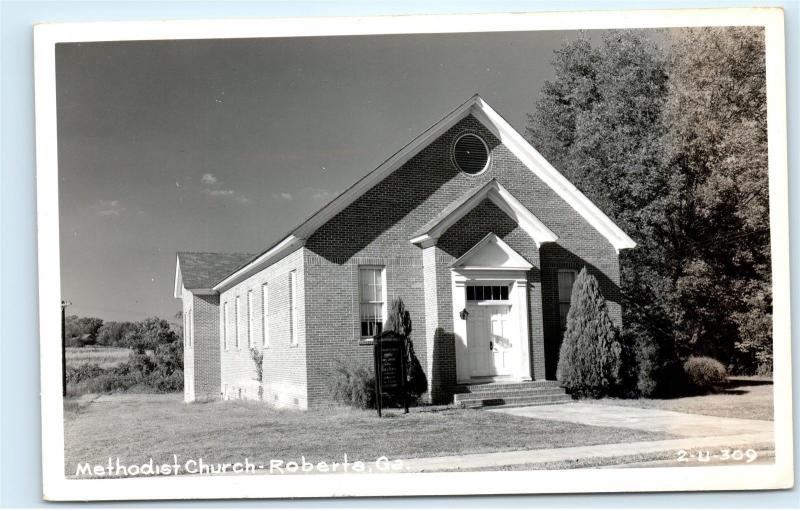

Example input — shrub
[250,348,263,382]
[756,360,773,377]
[149,369,184,392]
[68,370,140,396]
[684,356,727,393]
[128,346,156,375]
[329,358,375,409]
[556,267,623,398]
[66,344,185,396]
[153,340,183,376]
[122,317,179,351]
[384,297,428,400]
[66,363,105,384]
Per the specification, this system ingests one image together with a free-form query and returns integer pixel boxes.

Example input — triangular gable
[215,94,635,292]
[173,256,183,298]
[410,179,557,248]
[451,233,533,271]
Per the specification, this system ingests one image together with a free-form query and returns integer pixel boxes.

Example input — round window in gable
[453,133,490,175]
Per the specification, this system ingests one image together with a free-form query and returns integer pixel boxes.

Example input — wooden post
[373,335,382,417]
[61,300,70,397]
[401,340,409,414]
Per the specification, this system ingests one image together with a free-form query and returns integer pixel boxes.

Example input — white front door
[466,303,513,377]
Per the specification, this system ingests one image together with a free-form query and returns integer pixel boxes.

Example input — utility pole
[61,300,71,397]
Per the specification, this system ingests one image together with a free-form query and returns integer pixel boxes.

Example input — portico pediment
[409,179,558,249]
[451,233,533,271]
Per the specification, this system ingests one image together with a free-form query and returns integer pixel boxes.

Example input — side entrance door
[466,302,513,378]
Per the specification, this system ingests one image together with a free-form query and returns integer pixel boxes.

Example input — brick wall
[303,251,428,407]
[301,114,620,404]
[181,289,222,402]
[192,293,221,400]
[219,248,308,409]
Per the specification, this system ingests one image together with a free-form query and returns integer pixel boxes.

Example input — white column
[451,271,469,382]
[515,278,533,381]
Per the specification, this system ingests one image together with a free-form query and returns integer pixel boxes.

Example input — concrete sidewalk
[490,402,773,437]
[388,403,774,472]
[394,432,773,472]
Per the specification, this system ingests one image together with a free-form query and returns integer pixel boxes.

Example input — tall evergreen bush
[384,298,428,400]
[556,268,623,397]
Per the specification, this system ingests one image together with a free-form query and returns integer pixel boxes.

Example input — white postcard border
[34,8,792,501]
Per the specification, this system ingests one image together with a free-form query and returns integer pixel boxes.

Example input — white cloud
[204,189,235,196]
[310,189,333,201]
[272,192,293,201]
[201,173,218,185]
[97,200,125,216]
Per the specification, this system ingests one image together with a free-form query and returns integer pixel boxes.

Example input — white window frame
[222,301,229,350]
[268,283,269,348]
[557,269,578,331]
[358,266,387,339]
[234,296,241,349]
[289,270,298,346]
[247,289,254,348]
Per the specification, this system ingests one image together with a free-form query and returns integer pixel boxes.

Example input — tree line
[527,27,771,393]
[65,314,182,349]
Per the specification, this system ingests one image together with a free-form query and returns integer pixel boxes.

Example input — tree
[64,315,104,346]
[527,30,677,389]
[96,321,136,346]
[556,268,622,397]
[527,28,771,382]
[664,27,770,372]
[123,317,179,351]
[527,31,668,231]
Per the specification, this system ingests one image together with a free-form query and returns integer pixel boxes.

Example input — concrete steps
[452,381,571,409]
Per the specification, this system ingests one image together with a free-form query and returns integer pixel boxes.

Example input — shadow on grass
[726,377,773,388]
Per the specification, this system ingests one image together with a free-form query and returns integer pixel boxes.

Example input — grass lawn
[66,346,131,369]
[64,393,675,477]
[590,377,773,421]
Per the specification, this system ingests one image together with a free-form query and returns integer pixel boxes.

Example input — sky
[56,28,618,321]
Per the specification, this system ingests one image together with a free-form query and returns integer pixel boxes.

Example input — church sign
[372,331,409,417]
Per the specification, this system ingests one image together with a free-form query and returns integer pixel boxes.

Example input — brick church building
[174,95,635,408]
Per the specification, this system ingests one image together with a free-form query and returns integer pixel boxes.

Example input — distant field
[66,346,130,369]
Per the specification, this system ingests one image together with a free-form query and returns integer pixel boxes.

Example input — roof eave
[470,97,636,252]
[212,235,304,292]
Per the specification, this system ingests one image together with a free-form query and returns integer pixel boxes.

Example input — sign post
[373,331,409,417]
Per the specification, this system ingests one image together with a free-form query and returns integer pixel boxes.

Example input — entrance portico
[451,233,536,383]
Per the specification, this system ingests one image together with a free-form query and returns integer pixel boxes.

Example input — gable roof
[451,233,534,271]
[410,179,558,248]
[174,252,255,297]
[213,94,635,292]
